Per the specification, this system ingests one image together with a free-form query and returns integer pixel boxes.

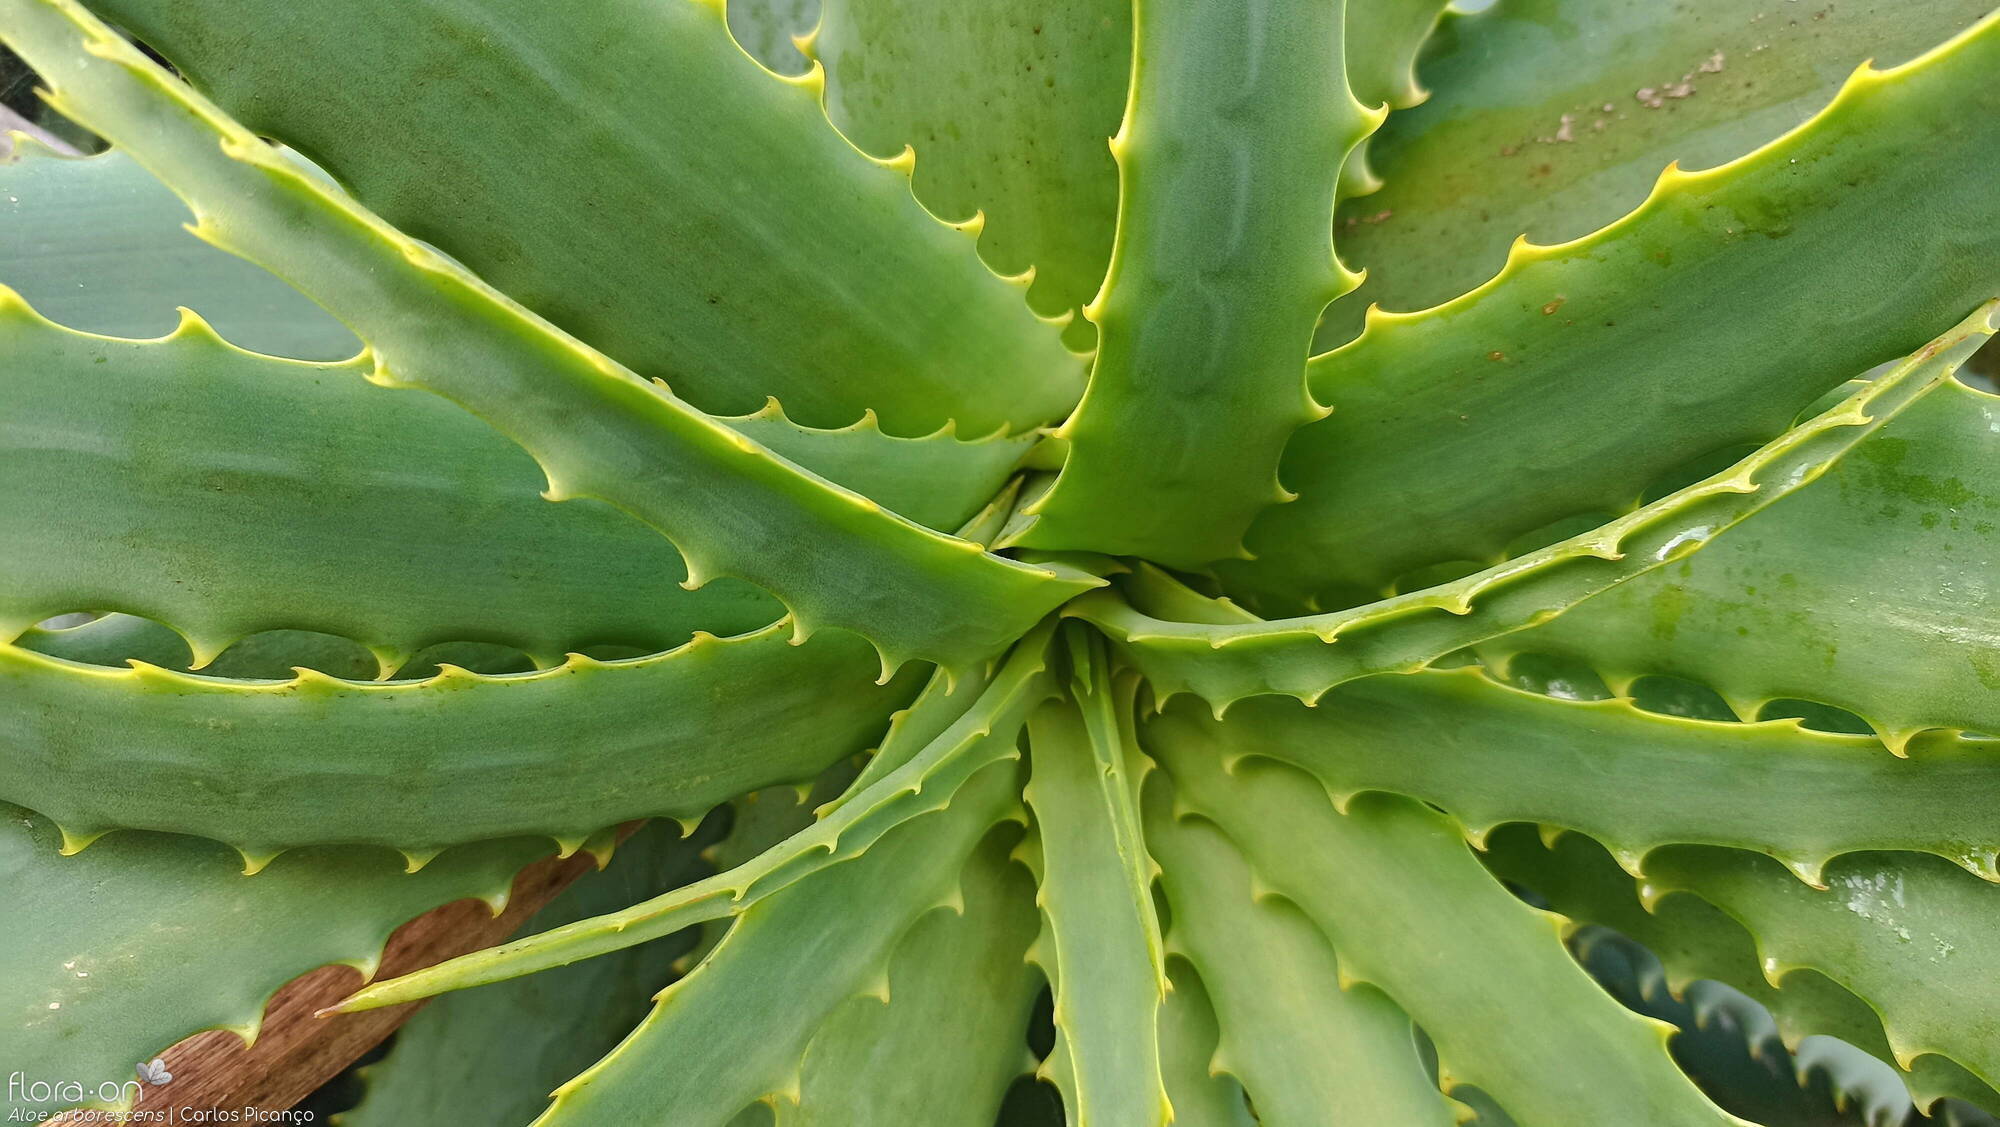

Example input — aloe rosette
[3,0,1999,1124]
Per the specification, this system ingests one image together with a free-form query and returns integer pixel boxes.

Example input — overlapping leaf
[1226,11,2000,610]
[0,0,1099,681]
[0,805,555,1118]
[1321,0,1997,347]
[1151,742,1742,1125]
[1484,827,2000,1118]
[336,821,721,1127]
[1482,378,2000,749]
[531,765,1028,1126]
[1076,302,1996,709]
[1013,0,1371,566]
[330,637,1049,1008]
[81,0,1080,435]
[1149,667,2000,885]
[1023,636,1169,1125]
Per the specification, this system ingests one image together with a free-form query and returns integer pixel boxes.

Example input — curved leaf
[0,0,1100,677]
[1150,666,2000,884]
[1155,959,1255,1127]
[532,764,1026,1126]
[332,633,1049,1010]
[0,296,775,663]
[787,822,1043,1126]
[1229,12,2000,609]
[1013,0,1371,567]
[334,820,708,1127]
[1646,847,2000,1092]
[0,142,355,357]
[1074,302,1997,709]
[1482,378,2000,749]
[1152,745,1741,1126]
[0,623,917,858]
[1482,826,2000,1117]
[814,0,1129,351]
[82,0,1080,434]
[1144,776,1456,1126]
[1321,0,1996,347]
[0,804,549,1119]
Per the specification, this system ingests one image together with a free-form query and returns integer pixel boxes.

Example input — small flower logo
[135,1058,172,1087]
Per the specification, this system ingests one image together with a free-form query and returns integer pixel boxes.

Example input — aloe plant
[3,0,1999,1124]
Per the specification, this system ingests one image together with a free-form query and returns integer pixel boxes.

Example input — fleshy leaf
[82,0,1081,435]
[814,0,1129,351]
[1482,827,2000,1117]
[0,295,775,663]
[332,820,708,1127]
[1645,847,2000,1091]
[1012,0,1374,567]
[1074,301,1997,710]
[1156,959,1255,1127]
[0,804,551,1118]
[0,623,917,856]
[1144,774,1456,1125]
[1335,0,1452,200]
[532,763,1026,1126]
[330,632,1050,1010]
[0,0,1100,678]
[1480,378,2000,750]
[1025,633,1170,1125]
[1151,744,1741,1125]
[1229,12,2000,609]
[1321,0,1996,348]
[1149,666,2000,884]
[787,820,1044,1125]
[0,142,356,357]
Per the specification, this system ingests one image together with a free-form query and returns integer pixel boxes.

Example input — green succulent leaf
[0,141,357,358]
[0,289,1031,664]
[1023,634,1171,1125]
[1343,0,1451,113]
[1144,774,1458,1125]
[531,762,1026,1126]
[0,804,553,1117]
[14,613,542,681]
[1483,827,2000,1117]
[1482,377,2000,749]
[1322,0,1997,347]
[0,623,917,858]
[332,633,1050,1010]
[2,0,1997,1120]
[1149,666,2000,885]
[814,0,1129,353]
[79,0,1081,436]
[1334,0,1452,200]
[1011,0,1370,567]
[0,0,1100,680]
[1227,12,2000,609]
[785,822,1044,1126]
[1076,300,1997,709]
[0,296,776,664]
[335,820,709,1127]
[1155,960,1256,1127]
[1645,848,2000,1092]
[1151,743,1743,1125]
